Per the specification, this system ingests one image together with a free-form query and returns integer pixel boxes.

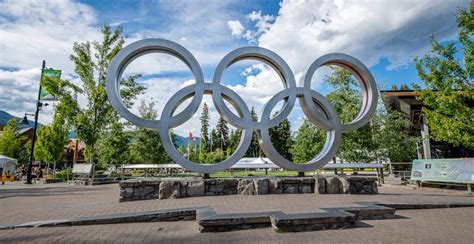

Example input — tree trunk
[89,143,95,185]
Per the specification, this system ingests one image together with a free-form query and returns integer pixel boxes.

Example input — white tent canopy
[232,157,280,169]
[0,155,17,175]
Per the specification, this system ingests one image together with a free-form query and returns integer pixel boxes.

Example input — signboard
[72,163,93,175]
[411,158,474,184]
[40,69,61,100]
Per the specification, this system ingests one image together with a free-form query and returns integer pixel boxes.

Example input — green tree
[200,102,210,151]
[399,84,410,91]
[228,129,241,153]
[129,100,170,164]
[376,108,418,162]
[34,114,68,167]
[97,121,130,165]
[269,113,293,160]
[413,7,473,149]
[245,106,263,157]
[210,128,219,152]
[325,67,377,162]
[215,116,229,151]
[291,119,326,163]
[62,25,144,165]
[0,119,25,159]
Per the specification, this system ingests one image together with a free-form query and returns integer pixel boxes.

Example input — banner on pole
[40,69,61,100]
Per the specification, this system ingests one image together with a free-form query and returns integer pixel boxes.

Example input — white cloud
[0,0,101,73]
[246,11,275,35]
[258,0,465,73]
[132,1,243,69]
[227,20,245,37]
[0,68,55,124]
[0,0,102,126]
[228,11,275,43]
[224,0,465,132]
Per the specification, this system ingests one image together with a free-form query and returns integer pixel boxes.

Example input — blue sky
[0,0,468,136]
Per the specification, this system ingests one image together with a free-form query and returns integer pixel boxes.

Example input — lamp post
[22,60,46,184]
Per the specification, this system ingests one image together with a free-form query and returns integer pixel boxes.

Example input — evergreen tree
[200,102,210,152]
[376,108,418,162]
[210,128,219,152]
[413,7,473,149]
[215,116,229,151]
[129,100,170,164]
[228,129,242,153]
[399,84,410,91]
[245,106,263,157]
[0,119,25,159]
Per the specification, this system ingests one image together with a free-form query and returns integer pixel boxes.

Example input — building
[380,90,473,159]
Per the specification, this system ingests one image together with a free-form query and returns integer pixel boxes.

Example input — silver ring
[106,39,378,173]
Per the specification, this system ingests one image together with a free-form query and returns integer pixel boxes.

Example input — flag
[188,132,193,139]
[40,69,61,101]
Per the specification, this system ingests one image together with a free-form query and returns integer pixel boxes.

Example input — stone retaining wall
[119,176,378,202]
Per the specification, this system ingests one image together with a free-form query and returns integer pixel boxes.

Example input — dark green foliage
[97,121,130,165]
[291,119,325,163]
[0,119,25,159]
[200,102,210,151]
[129,100,170,164]
[245,106,263,157]
[414,7,473,149]
[34,114,68,165]
[215,116,229,151]
[269,114,293,161]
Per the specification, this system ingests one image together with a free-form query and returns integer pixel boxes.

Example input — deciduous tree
[414,7,473,149]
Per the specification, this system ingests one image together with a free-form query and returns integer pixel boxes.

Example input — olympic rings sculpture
[106,39,378,174]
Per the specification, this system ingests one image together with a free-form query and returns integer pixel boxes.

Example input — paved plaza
[0,182,473,243]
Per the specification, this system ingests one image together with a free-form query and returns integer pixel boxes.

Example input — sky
[0,0,469,137]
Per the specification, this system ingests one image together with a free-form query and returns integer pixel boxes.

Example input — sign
[411,158,474,184]
[72,163,93,175]
[40,69,61,100]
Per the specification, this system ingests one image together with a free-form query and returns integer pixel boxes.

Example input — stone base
[4,202,474,233]
[270,212,356,232]
[119,176,378,202]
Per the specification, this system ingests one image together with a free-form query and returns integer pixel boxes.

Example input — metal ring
[105,38,205,130]
[159,84,253,174]
[106,39,378,173]
[260,88,342,172]
[303,53,378,132]
[212,46,297,129]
